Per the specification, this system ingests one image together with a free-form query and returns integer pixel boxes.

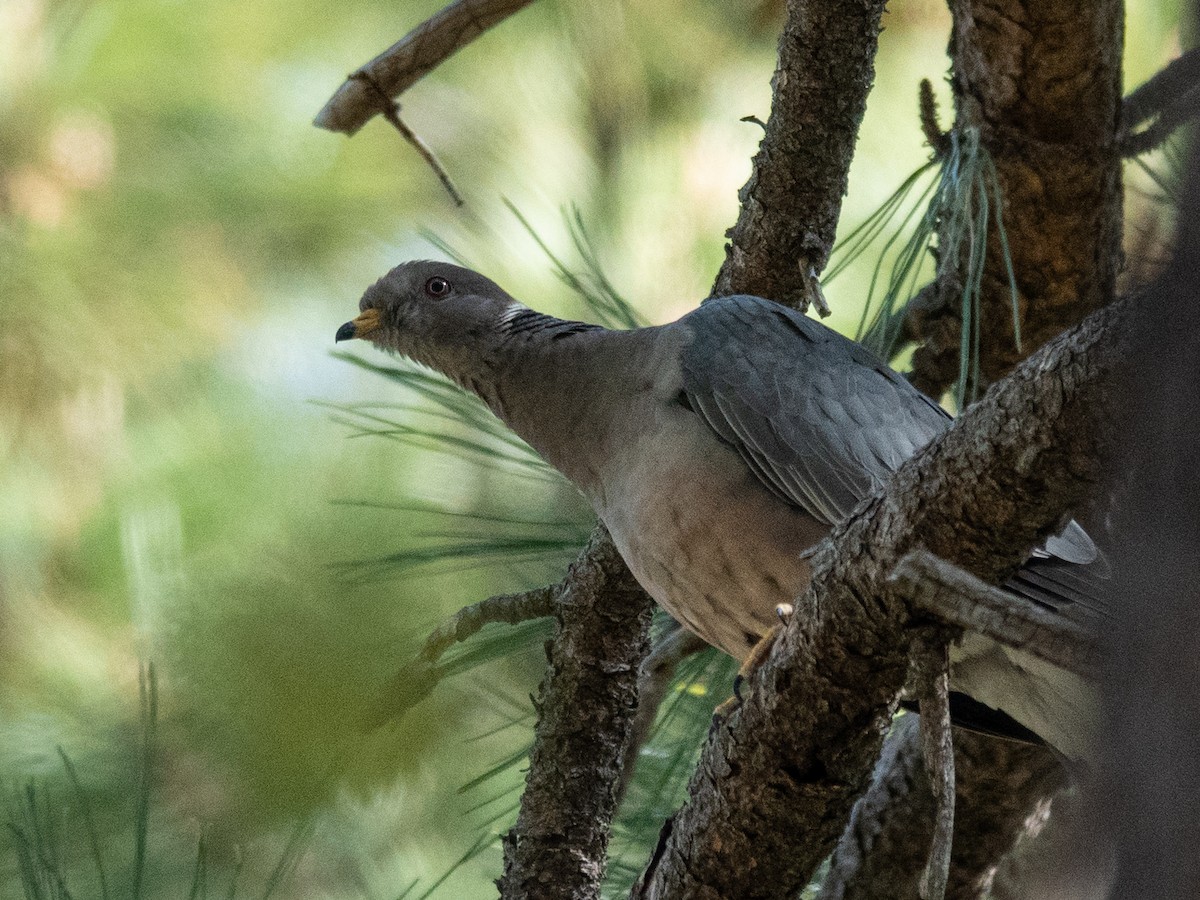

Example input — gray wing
[678,295,951,526]
[678,294,1107,616]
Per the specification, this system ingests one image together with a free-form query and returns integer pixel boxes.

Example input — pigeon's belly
[597,419,828,660]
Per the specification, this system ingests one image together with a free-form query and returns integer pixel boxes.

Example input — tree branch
[818,718,1064,900]
[347,72,465,206]
[1122,46,1200,129]
[857,9,1126,881]
[314,0,535,135]
[819,715,932,900]
[631,287,1131,899]
[617,621,710,806]
[710,0,890,314]
[890,550,1101,678]
[365,584,558,729]
[498,525,655,899]
[417,584,558,665]
[914,638,955,900]
[1121,82,1200,158]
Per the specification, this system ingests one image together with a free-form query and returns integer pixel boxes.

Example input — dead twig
[918,79,951,159]
[314,0,536,135]
[1123,47,1200,129]
[1121,49,1200,157]
[1122,84,1200,158]
[349,72,465,207]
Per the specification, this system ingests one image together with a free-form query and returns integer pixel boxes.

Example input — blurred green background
[0,0,1181,896]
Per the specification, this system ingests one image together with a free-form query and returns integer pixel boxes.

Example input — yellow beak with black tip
[335,308,382,342]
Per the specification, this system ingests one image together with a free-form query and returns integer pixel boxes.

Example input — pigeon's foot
[710,603,795,733]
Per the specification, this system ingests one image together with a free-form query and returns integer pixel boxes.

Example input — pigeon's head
[336,261,519,375]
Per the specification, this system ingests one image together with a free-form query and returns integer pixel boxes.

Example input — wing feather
[680,296,948,526]
[676,294,1104,609]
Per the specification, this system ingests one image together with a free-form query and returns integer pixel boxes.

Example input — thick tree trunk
[910,0,1124,398]
[830,3,1127,896]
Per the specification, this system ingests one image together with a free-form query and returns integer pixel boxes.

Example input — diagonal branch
[631,288,1132,898]
[818,718,1065,900]
[1121,81,1200,158]
[818,714,932,900]
[416,584,558,666]
[914,637,955,900]
[314,0,535,135]
[617,621,710,806]
[710,0,891,315]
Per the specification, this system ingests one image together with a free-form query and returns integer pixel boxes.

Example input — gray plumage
[680,296,951,525]
[337,260,1104,759]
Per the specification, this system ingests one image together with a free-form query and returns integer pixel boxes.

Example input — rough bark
[710,0,889,314]
[909,0,1124,398]
[891,550,1100,676]
[843,3,1127,894]
[819,719,1062,900]
[819,716,932,900]
[631,290,1130,899]
[497,527,655,899]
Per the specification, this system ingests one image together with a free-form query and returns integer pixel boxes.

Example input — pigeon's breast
[595,401,829,660]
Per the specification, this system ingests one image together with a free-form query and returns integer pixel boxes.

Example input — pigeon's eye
[424,276,451,298]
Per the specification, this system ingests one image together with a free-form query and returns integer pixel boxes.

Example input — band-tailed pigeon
[336,261,1102,759]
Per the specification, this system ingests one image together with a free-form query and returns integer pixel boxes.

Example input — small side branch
[1123,47,1200,130]
[314,0,536,135]
[819,717,1065,900]
[416,584,558,666]
[1121,84,1200,158]
[351,73,465,206]
[918,79,951,159]
[617,621,710,806]
[818,715,931,900]
[888,550,1100,678]
[313,0,535,203]
[365,583,558,728]
[1120,50,1200,157]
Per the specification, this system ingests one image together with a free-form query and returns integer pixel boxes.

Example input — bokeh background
[0,0,1182,896]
